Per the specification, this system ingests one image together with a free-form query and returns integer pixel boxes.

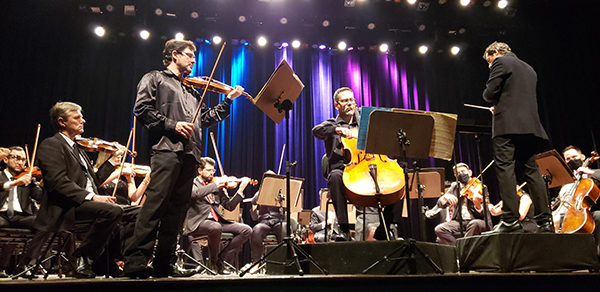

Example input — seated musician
[17,102,124,279]
[433,163,492,245]
[312,87,358,241]
[488,185,537,233]
[88,161,151,277]
[309,206,341,243]
[561,145,600,254]
[184,157,252,275]
[0,146,42,277]
[248,182,283,269]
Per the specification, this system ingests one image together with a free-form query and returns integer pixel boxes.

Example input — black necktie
[7,177,15,218]
[73,145,99,195]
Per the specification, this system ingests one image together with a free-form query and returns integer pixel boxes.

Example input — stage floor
[1,271,599,292]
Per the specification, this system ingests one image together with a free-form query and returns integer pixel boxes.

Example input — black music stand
[240,60,327,277]
[536,150,576,231]
[361,110,444,275]
[407,169,443,241]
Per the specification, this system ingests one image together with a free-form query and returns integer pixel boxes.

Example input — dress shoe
[14,264,39,279]
[153,264,197,278]
[124,261,154,279]
[537,221,555,234]
[334,232,351,242]
[214,260,235,275]
[483,220,523,235]
[67,256,96,278]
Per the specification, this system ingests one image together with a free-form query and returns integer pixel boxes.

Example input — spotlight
[238,15,246,22]
[140,30,150,40]
[106,4,114,12]
[379,43,389,52]
[407,0,417,4]
[257,36,267,47]
[344,0,356,7]
[367,23,376,30]
[338,41,347,50]
[292,40,301,48]
[451,46,460,55]
[498,0,508,9]
[322,20,330,27]
[191,12,199,19]
[94,26,105,37]
[175,32,184,41]
[347,47,354,51]
[460,0,470,6]
[155,8,163,16]
[319,44,327,50]
[419,45,428,54]
[280,17,288,25]
[281,42,289,48]
[213,36,222,44]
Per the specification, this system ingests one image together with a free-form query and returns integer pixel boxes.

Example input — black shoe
[214,260,235,275]
[483,220,523,235]
[67,256,96,279]
[13,264,38,279]
[335,232,351,242]
[124,261,154,279]
[153,264,197,278]
[537,221,555,234]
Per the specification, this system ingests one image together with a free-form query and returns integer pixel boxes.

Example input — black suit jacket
[184,177,243,235]
[34,133,115,232]
[483,52,548,140]
[0,171,43,216]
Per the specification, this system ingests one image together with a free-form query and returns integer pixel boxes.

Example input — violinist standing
[0,146,42,277]
[433,163,492,246]
[482,41,553,234]
[124,38,244,278]
[184,157,252,275]
[17,102,124,279]
[312,87,358,242]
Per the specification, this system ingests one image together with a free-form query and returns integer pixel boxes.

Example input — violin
[461,178,483,201]
[183,76,254,102]
[75,136,137,157]
[213,176,258,189]
[15,167,42,179]
[115,163,151,177]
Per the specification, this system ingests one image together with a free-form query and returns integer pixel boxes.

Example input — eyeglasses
[9,155,26,162]
[337,98,356,104]
[178,51,196,60]
[203,168,216,174]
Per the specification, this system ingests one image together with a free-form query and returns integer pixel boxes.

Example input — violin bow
[111,128,134,198]
[191,42,226,124]
[462,159,495,193]
[131,116,137,165]
[209,132,226,177]
[28,124,41,177]
[277,144,286,175]
[24,144,31,169]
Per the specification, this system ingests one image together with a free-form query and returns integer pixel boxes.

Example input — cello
[552,151,600,233]
[341,108,405,207]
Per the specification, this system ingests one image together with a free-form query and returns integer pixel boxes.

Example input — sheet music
[356,106,391,151]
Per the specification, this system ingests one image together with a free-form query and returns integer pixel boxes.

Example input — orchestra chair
[188,232,238,272]
[0,227,34,272]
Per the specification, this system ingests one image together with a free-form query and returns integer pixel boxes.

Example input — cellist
[560,145,600,254]
[312,87,358,242]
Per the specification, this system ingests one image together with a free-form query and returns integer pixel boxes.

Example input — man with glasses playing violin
[125,38,244,279]
[0,146,42,277]
[432,163,492,246]
[184,157,252,275]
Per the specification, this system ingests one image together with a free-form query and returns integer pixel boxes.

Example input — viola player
[432,163,492,246]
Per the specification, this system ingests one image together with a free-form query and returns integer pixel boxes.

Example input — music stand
[240,60,327,277]
[361,109,445,275]
[536,150,575,189]
[407,169,443,241]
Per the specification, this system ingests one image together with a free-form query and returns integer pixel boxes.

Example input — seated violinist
[433,163,492,246]
[0,146,42,277]
[488,185,537,233]
[560,146,600,254]
[183,157,252,275]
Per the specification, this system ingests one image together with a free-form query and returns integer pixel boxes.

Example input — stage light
[94,26,105,37]
[319,44,327,50]
[257,36,267,47]
[498,0,508,9]
[106,4,114,12]
[212,36,222,44]
[140,30,150,40]
[191,12,199,19]
[344,0,355,8]
[460,0,470,6]
[175,32,184,41]
[347,47,354,51]
[238,15,246,22]
[281,42,289,48]
[407,0,417,5]
[379,43,389,52]
[155,8,163,16]
[451,46,460,55]
[338,41,347,50]
[322,20,330,27]
[280,17,288,25]
[367,23,376,30]
[291,40,301,49]
[419,45,428,54]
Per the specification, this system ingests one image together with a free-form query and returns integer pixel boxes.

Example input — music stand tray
[256,173,304,213]
[253,59,304,124]
[536,150,575,189]
[407,171,442,199]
